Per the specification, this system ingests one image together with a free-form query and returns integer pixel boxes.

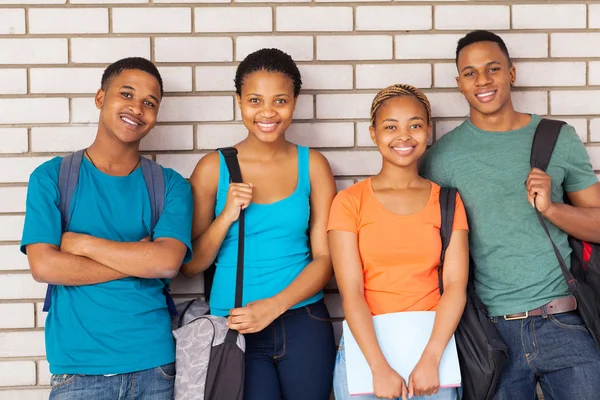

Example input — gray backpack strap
[141,157,165,235]
[43,150,85,312]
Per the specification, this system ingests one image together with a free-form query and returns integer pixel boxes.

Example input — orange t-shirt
[327,179,468,316]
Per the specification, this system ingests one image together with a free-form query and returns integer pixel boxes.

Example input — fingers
[401,380,408,400]
[407,375,413,399]
[139,236,150,242]
[228,183,253,210]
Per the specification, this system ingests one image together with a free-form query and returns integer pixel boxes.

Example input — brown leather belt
[503,296,577,320]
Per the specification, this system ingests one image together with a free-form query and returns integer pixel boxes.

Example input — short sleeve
[420,144,451,187]
[21,158,63,254]
[153,168,193,263]
[562,125,599,193]
[327,190,359,234]
[452,192,469,232]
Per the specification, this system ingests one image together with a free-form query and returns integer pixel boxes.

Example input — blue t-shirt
[21,156,193,375]
[210,145,322,316]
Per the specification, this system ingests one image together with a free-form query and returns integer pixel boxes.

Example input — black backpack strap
[530,119,565,171]
[438,187,457,296]
[218,147,245,309]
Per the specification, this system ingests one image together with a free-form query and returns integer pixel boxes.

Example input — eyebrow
[460,61,501,74]
[246,93,290,97]
[381,116,425,123]
[120,85,160,103]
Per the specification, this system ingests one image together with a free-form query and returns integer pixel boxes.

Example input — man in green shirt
[421,30,600,400]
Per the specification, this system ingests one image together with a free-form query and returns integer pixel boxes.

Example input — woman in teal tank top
[181,48,337,400]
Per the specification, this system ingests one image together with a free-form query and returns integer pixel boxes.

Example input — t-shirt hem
[211,291,324,317]
[49,353,175,376]
[20,238,61,254]
[564,176,599,193]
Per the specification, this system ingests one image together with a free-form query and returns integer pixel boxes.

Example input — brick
[37,360,50,386]
[514,62,586,88]
[0,274,46,300]
[36,303,45,328]
[317,36,392,61]
[500,34,548,59]
[31,127,95,152]
[277,7,352,32]
[239,0,306,3]
[324,293,343,318]
[551,91,600,116]
[356,64,431,89]
[0,390,50,400]
[113,8,190,33]
[552,34,600,58]
[287,122,354,148]
[395,34,462,60]
[586,146,600,170]
[0,128,28,153]
[293,94,314,120]
[71,38,150,64]
[29,8,108,34]
[159,67,193,93]
[197,124,247,149]
[0,99,69,124]
[0,331,45,357]
[335,179,355,191]
[196,7,271,32]
[356,6,431,31]
[155,37,232,62]
[0,39,67,64]
[0,157,52,184]
[435,120,463,140]
[158,96,233,122]
[0,245,29,271]
[72,0,146,3]
[141,125,194,151]
[0,303,34,329]
[0,8,25,34]
[155,154,203,179]
[590,119,600,143]
[196,66,237,92]
[0,187,27,213]
[590,5,600,28]
[298,65,353,90]
[513,91,548,116]
[513,5,586,29]
[434,63,458,88]
[170,272,204,294]
[428,93,469,118]
[237,36,314,62]
[435,6,509,30]
[0,215,24,241]
[71,97,99,123]
[356,122,374,147]
[316,93,373,119]
[322,150,381,176]
[0,69,26,95]
[562,118,588,143]
[30,68,103,94]
[0,0,64,3]
[587,62,600,86]
[0,361,36,387]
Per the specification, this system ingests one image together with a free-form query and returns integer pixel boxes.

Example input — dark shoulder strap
[438,187,457,296]
[218,147,245,309]
[140,157,165,235]
[530,118,566,171]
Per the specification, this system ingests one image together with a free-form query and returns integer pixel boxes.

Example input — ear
[95,88,105,110]
[369,125,377,145]
[236,94,242,110]
[455,75,463,94]
[509,63,516,86]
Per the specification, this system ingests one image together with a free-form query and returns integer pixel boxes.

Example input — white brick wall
[2,1,600,393]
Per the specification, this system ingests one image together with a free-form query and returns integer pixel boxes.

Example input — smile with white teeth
[121,116,141,126]
[476,91,496,98]
[257,122,277,128]
[393,146,414,151]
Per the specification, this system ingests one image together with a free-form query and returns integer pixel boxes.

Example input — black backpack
[438,188,508,400]
[530,118,600,345]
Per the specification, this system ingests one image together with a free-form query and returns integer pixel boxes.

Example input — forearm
[181,214,232,277]
[544,203,600,243]
[423,284,466,361]
[272,255,333,313]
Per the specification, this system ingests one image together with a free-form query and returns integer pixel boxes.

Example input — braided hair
[370,84,431,127]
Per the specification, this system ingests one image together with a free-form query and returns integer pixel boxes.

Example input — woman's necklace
[84,148,141,175]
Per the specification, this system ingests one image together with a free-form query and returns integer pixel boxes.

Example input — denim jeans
[49,362,175,400]
[333,338,460,400]
[243,298,336,400]
[491,311,600,400]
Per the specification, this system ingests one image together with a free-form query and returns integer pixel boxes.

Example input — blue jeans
[49,362,175,400]
[333,338,460,400]
[491,311,600,400]
[244,298,336,400]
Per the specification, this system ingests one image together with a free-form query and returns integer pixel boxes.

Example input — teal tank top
[210,145,323,316]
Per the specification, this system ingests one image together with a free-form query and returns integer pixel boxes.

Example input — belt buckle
[504,311,529,321]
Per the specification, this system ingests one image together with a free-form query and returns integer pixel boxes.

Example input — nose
[475,71,493,87]
[128,100,144,116]
[259,102,276,118]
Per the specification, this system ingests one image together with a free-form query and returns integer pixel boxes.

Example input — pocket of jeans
[50,374,79,390]
[548,312,588,331]
[306,302,332,322]
[155,362,176,380]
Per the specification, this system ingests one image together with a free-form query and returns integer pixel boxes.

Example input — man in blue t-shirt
[21,57,193,399]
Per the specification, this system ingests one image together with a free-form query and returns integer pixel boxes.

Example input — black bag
[530,118,600,345]
[438,187,509,400]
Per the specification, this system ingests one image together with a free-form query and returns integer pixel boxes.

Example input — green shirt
[421,114,598,316]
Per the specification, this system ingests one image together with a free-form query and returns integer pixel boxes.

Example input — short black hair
[235,48,302,97]
[101,57,163,97]
[456,30,511,65]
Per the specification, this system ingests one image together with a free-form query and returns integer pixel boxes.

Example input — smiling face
[95,69,161,145]
[369,95,431,168]
[237,70,297,143]
[456,41,516,119]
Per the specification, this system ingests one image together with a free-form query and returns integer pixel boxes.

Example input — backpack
[171,147,245,400]
[438,187,508,400]
[530,118,600,345]
[42,149,177,315]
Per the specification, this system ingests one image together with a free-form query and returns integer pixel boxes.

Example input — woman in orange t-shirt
[328,84,469,400]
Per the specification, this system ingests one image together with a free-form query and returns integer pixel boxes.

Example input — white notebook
[343,311,461,396]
